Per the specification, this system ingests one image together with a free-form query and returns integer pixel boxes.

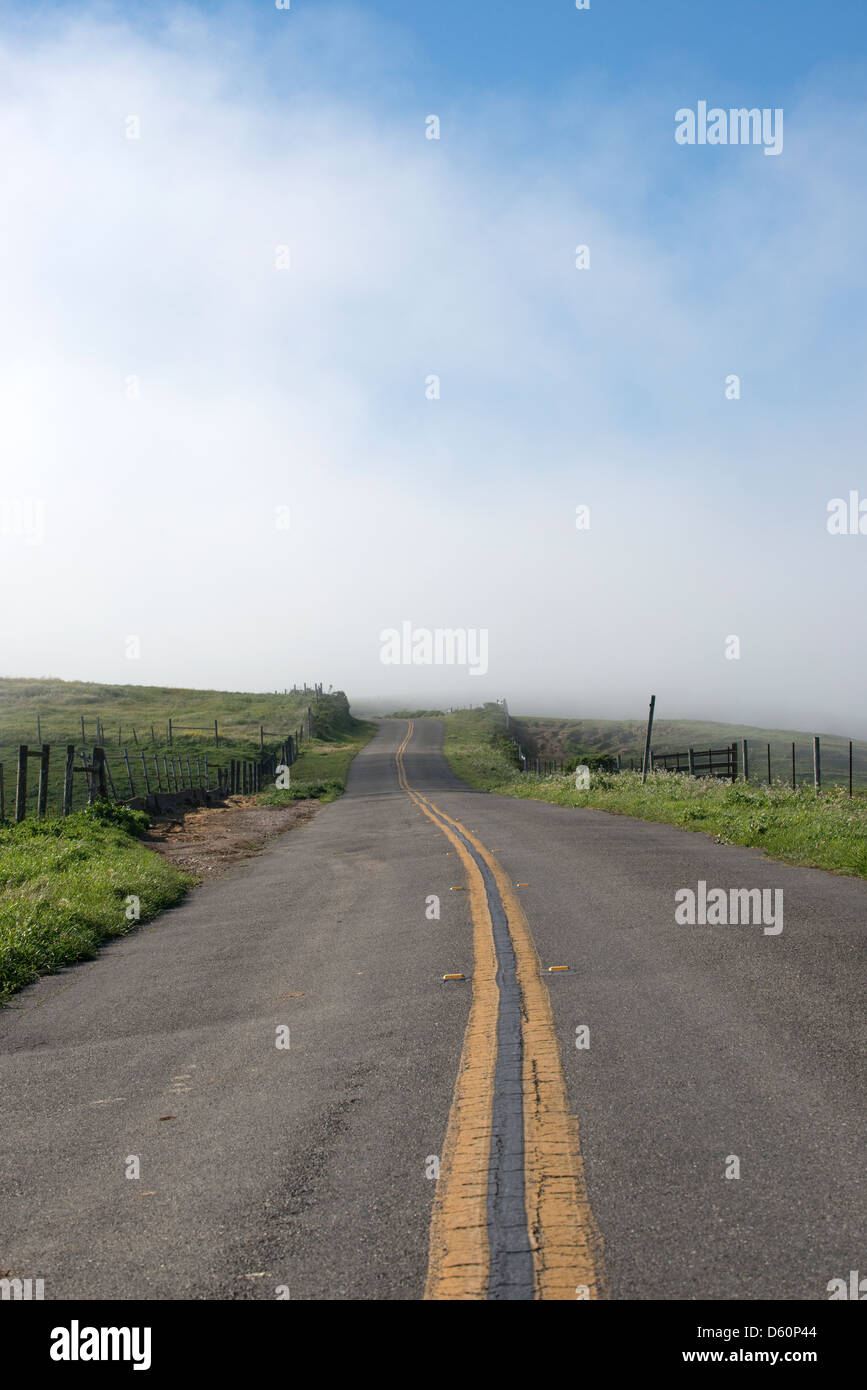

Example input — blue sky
[0,1,866,732]
[9,0,865,95]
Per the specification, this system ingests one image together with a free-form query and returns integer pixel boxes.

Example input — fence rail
[1,727,307,823]
[650,745,737,779]
[1,700,320,753]
[515,732,861,795]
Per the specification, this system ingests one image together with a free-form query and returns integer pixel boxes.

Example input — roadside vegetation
[442,706,867,879]
[0,680,376,1000]
[0,803,192,1002]
[257,719,377,805]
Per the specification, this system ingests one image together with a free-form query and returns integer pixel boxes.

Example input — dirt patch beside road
[143,795,319,879]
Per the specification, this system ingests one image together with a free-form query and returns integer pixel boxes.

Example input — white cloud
[0,9,865,734]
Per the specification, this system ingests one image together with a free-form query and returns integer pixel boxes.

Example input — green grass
[441,706,867,879]
[0,683,377,1001]
[0,802,192,1003]
[442,706,524,787]
[256,720,377,805]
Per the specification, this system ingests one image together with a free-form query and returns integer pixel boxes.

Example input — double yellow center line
[396,721,605,1300]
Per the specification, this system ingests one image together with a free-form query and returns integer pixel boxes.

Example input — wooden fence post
[37,714,42,743]
[89,748,107,804]
[101,749,116,799]
[140,751,151,796]
[792,741,796,788]
[849,740,853,799]
[641,695,656,784]
[688,747,695,776]
[63,745,75,815]
[123,748,135,798]
[37,744,50,817]
[767,743,771,784]
[214,719,219,748]
[103,754,118,800]
[15,745,28,822]
[813,736,821,792]
[154,755,162,792]
[260,726,265,751]
[168,718,173,745]
[741,739,749,782]
[80,716,86,744]
[163,756,170,792]
[0,763,4,820]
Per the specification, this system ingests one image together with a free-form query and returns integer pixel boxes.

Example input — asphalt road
[1,719,864,1300]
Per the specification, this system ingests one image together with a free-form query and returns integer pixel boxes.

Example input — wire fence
[0,725,309,823]
[516,734,865,795]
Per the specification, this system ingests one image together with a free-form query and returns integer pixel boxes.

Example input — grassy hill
[0,676,333,746]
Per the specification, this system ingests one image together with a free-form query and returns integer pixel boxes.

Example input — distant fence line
[518,735,860,796]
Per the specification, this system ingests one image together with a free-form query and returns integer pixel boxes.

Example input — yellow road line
[398,723,496,1298]
[396,720,606,1300]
